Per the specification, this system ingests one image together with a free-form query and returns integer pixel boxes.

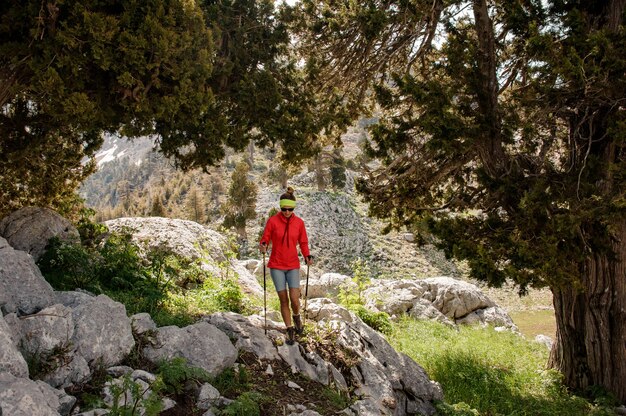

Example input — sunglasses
[281,207,294,212]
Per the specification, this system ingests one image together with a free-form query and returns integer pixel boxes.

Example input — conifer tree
[297,0,626,402]
[222,161,258,240]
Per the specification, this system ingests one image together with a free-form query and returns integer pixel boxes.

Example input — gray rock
[143,321,237,377]
[0,372,63,416]
[363,279,428,317]
[40,354,90,390]
[409,298,454,326]
[55,291,94,309]
[0,315,28,377]
[0,236,56,315]
[205,312,280,360]
[106,365,133,377]
[18,304,73,356]
[457,306,518,332]
[71,294,134,367]
[0,207,80,262]
[130,313,157,335]
[104,217,263,295]
[535,334,553,350]
[304,272,356,299]
[306,299,442,416]
[422,276,495,319]
[197,383,221,410]
[278,344,329,385]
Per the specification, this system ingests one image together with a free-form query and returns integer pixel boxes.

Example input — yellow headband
[280,199,296,208]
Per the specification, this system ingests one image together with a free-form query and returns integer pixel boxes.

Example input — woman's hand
[259,242,267,254]
[305,255,313,266]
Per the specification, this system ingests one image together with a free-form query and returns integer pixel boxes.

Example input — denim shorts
[269,268,300,292]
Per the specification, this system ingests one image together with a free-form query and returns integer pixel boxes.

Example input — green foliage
[220,391,263,416]
[222,161,258,239]
[157,357,211,395]
[38,238,100,291]
[212,366,251,397]
[0,0,213,217]
[389,318,615,416]
[354,305,392,335]
[107,374,163,416]
[336,257,393,333]
[338,257,371,307]
[215,279,246,314]
[38,229,252,326]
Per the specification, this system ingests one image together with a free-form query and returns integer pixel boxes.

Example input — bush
[220,391,263,416]
[354,306,392,334]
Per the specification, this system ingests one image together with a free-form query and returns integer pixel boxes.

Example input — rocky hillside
[80,132,464,279]
[0,207,528,416]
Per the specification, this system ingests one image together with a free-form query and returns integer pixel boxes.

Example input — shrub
[220,391,263,416]
[354,306,392,334]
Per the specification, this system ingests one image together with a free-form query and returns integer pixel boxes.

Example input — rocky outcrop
[143,321,238,377]
[105,217,263,297]
[0,236,56,315]
[207,303,443,416]
[0,207,80,262]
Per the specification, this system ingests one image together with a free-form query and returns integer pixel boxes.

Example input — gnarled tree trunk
[550,220,626,403]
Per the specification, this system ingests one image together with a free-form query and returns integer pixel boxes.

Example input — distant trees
[297,0,626,402]
[222,161,258,240]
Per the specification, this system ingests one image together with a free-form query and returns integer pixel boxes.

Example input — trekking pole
[303,255,312,326]
[262,249,267,335]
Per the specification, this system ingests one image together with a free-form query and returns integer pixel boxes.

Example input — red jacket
[260,212,310,270]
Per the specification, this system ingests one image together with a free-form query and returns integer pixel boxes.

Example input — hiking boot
[286,326,296,345]
[292,314,303,335]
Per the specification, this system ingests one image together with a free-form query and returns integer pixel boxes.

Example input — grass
[389,317,615,416]
[509,309,556,339]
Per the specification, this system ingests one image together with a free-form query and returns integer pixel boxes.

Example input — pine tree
[298,0,626,402]
[222,161,258,240]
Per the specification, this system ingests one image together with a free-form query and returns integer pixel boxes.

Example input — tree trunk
[550,220,626,403]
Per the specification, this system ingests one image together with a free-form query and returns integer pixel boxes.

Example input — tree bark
[550,220,626,403]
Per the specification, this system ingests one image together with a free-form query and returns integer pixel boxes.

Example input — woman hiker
[259,187,313,345]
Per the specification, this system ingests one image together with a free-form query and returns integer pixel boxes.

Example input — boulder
[0,237,56,315]
[457,306,518,331]
[0,315,28,378]
[0,372,75,415]
[143,321,237,377]
[8,303,90,388]
[303,272,356,299]
[363,279,427,317]
[421,277,495,319]
[71,295,134,367]
[104,217,263,296]
[55,290,95,309]
[0,207,80,262]
[205,312,281,360]
[130,312,157,336]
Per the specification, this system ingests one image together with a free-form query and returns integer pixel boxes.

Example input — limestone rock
[0,207,80,262]
[0,236,56,315]
[0,372,71,416]
[130,312,157,336]
[143,321,237,377]
[104,217,263,295]
[304,272,356,299]
[421,276,495,319]
[205,312,281,360]
[71,294,134,367]
[0,315,28,378]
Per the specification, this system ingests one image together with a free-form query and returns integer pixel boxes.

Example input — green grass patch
[389,317,614,416]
